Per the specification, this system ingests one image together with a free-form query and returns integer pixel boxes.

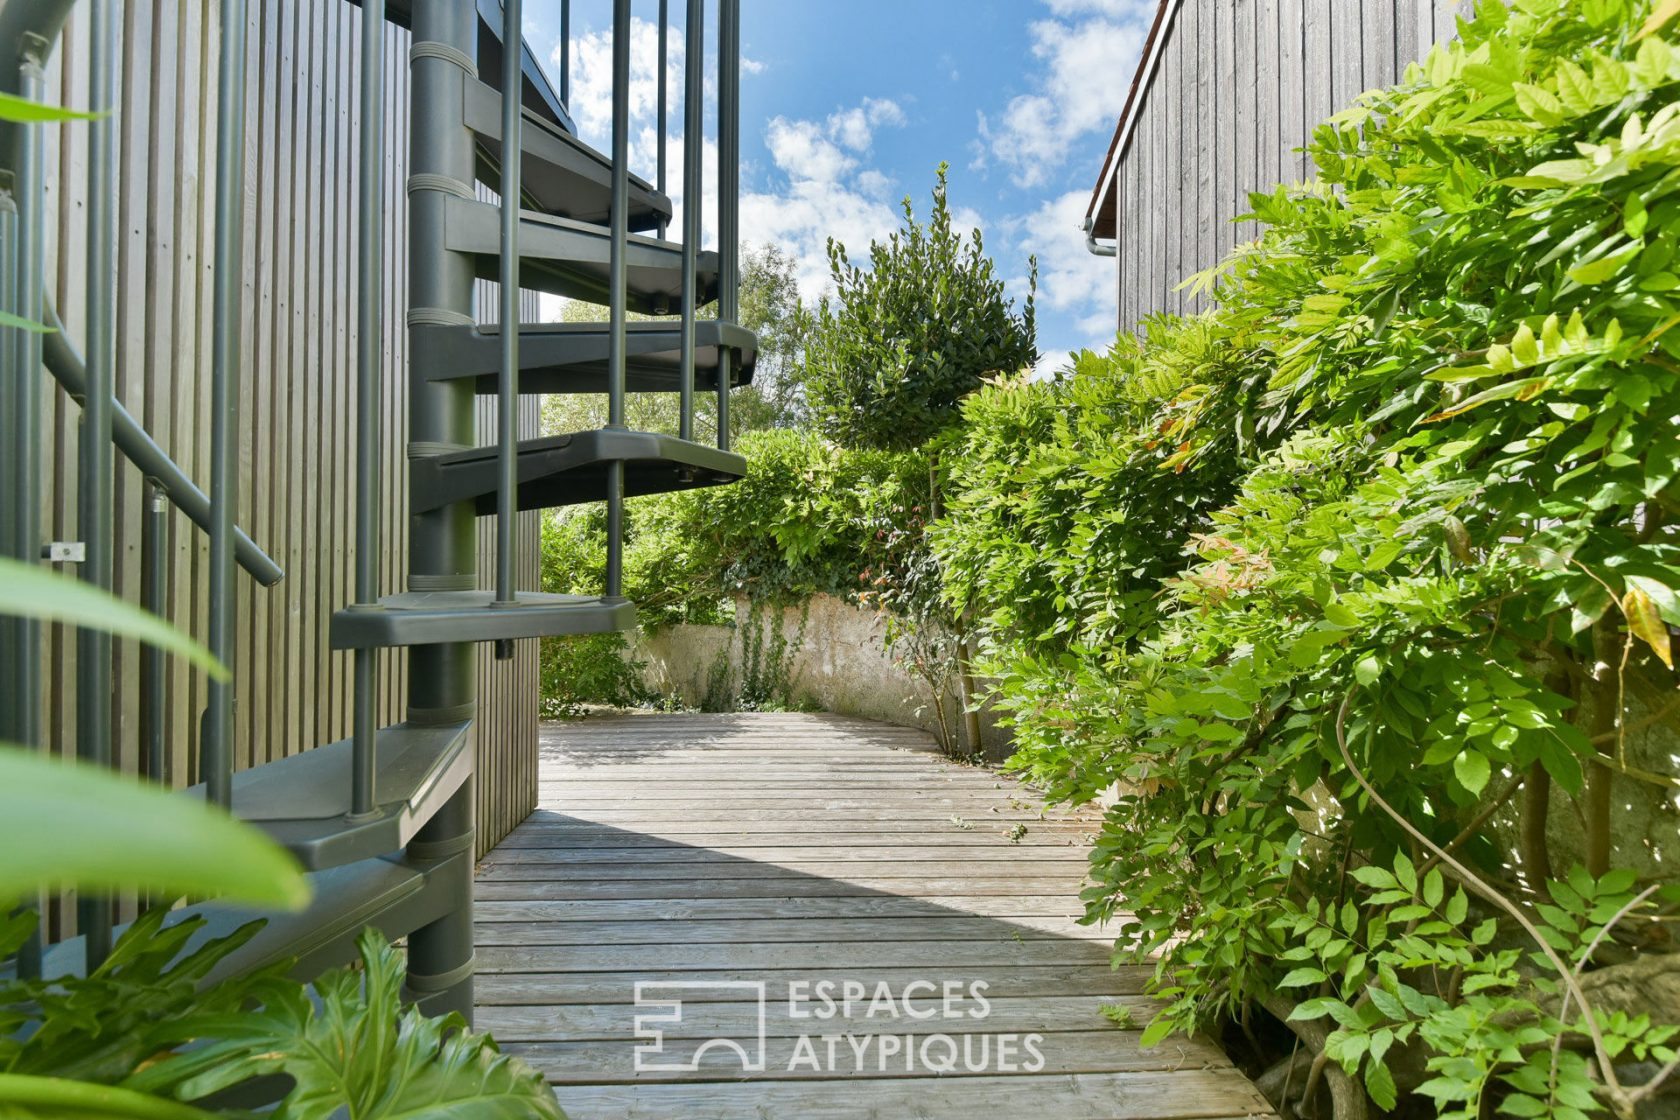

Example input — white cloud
[975,2,1154,188]
[742,97,910,301]
[553,17,720,244]
[994,188,1119,353]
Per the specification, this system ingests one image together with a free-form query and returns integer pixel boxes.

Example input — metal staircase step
[443,195,717,314]
[184,722,474,871]
[414,319,756,394]
[465,79,667,231]
[411,428,747,515]
[331,590,636,651]
[18,852,462,990]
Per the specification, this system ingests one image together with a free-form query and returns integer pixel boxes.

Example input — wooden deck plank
[477,713,1273,1119]
[481,994,1166,1041]
[546,1072,1270,1120]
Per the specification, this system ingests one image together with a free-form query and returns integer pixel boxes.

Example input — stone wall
[633,595,1012,761]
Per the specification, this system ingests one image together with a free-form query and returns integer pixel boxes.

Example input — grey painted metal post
[0,181,16,733]
[11,37,47,981]
[559,0,570,107]
[205,0,250,810]
[677,0,701,442]
[405,0,480,1022]
[656,0,668,241]
[715,0,739,451]
[352,0,387,819]
[605,0,631,599]
[494,0,523,662]
[11,42,44,765]
[77,0,119,966]
[142,481,167,786]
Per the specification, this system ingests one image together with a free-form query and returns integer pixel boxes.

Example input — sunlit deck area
[473,712,1274,1119]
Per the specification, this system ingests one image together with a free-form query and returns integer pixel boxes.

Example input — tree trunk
[927,447,985,757]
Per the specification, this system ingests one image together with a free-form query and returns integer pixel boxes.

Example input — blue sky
[522,0,1158,370]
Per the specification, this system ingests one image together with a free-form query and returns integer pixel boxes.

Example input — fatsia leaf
[133,930,564,1120]
[0,747,308,909]
[0,1073,219,1119]
[1622,586,1673,669]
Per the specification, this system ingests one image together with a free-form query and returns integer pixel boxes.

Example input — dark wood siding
[1110,0,1468,331]
[36,0,544,936]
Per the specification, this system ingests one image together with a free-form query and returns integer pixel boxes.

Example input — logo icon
[632,981,768,1073]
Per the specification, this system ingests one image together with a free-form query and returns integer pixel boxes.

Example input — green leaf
[1138,1014,1178,1049]
[0,309,52,333]
[1350,865,1397,889]
[1395,853,1417,893]
[1354,654,1382,685]
[1454,749,1491,796]
[0,91,104,123]
[1365,1060,1399,1110]
[131,930,565,1119]
[1279,967,1328,988]
[0,557,226,680]
[0,747,308,909]
[1568,242,1642,286]
[0,1073,220,1119]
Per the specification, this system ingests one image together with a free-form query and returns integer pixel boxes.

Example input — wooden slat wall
[35,0,544,938]
[1113,0,1468,332]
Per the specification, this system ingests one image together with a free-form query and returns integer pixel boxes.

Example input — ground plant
[936,2,1680,1117]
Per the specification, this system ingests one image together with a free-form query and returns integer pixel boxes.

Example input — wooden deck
[473,712,1273,1120]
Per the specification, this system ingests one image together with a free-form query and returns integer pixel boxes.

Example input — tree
[802,163,1037,755]
[804,162,1037,451]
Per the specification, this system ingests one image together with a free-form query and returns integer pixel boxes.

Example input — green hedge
[936,1,1680,1114]
[543,428,930,627]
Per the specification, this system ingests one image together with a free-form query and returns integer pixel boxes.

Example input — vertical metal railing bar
[559,0,570,108]
[141,481,167,787]
[656,0,668,241]
[494,0,523,662]
[715,0,738,452]
[205,0,250,811]
[11,37,48,981]
[677,0,701,443]
[78,0,119,967]
[604,0,630,599]
[0,180,16,726]
[351,0,387,817]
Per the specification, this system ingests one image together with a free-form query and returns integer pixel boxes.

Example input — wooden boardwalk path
[474,712,1273,1120]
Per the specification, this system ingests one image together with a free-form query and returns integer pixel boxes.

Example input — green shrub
[543,429,930,627]
[937,2,1680,1116]
[805,163,1037,451]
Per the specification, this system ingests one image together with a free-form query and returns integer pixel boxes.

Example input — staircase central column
[403,0,480,1020]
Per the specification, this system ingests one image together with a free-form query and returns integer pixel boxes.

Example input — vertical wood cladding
[1111,0,1467,331]
[36,0,544,935]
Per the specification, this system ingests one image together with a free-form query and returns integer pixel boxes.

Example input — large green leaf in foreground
[0,557,225,680]
[0,747,308,910]
[129,930,565,1120]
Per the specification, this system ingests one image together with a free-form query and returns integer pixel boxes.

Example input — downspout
[1084,215,1117,258]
